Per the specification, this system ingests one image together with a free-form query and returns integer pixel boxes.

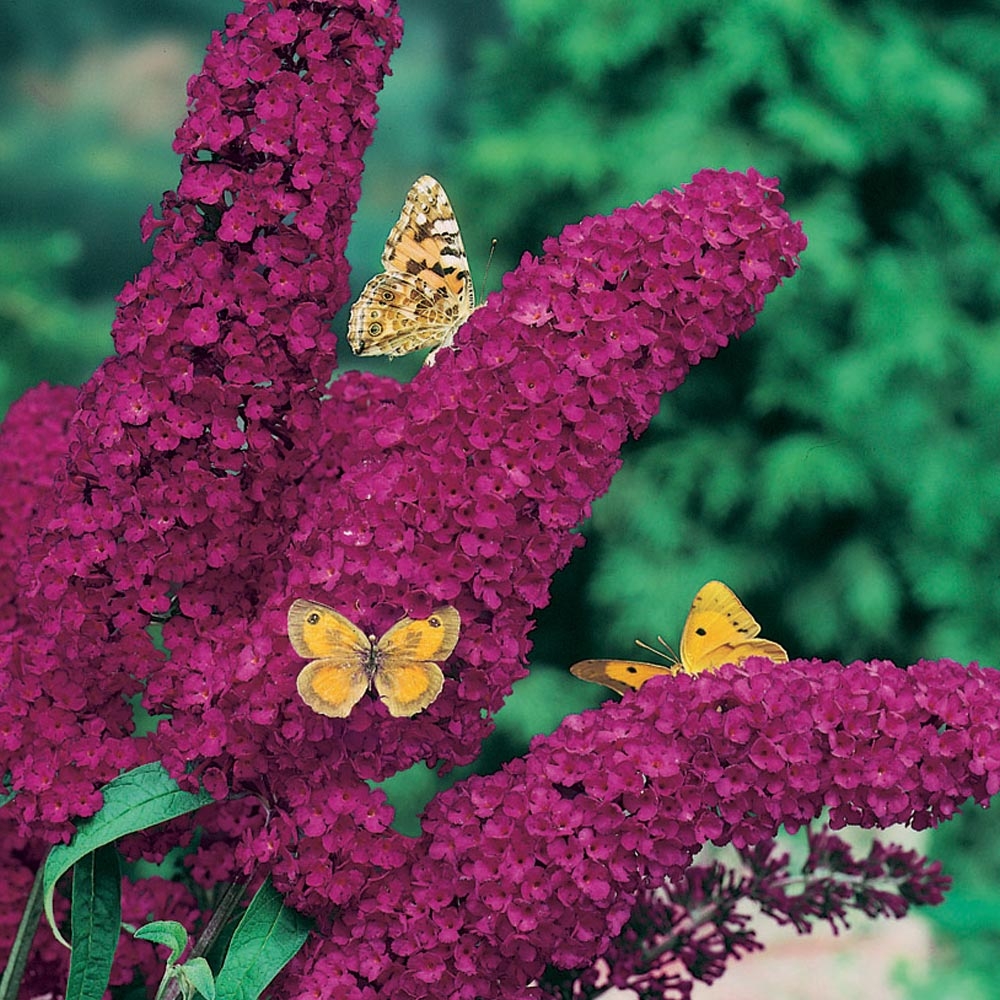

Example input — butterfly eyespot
[695,627,707,636]
[307,612,321,625]
[428,615,443,628]
[380,290,395,302]
[369,322,383,334]
[625,665,638,675]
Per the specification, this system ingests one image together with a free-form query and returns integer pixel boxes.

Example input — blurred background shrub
[3,1,999,995]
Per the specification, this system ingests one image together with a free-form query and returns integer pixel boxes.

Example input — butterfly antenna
[635,636,679,666]
[481,238,498,290]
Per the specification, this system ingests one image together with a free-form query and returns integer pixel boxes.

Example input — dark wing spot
[695,627,707,636]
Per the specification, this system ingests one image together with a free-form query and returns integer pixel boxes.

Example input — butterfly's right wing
[374,606,460,717]
[679,581,787,673]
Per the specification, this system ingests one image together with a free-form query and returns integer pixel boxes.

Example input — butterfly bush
[4,1,994,998]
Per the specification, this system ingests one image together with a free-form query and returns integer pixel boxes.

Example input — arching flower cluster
[2,0,402,844]
[279,657,995,999]
[539,829,949,1000]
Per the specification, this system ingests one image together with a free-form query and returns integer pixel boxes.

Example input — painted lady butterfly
[348,175,476,360]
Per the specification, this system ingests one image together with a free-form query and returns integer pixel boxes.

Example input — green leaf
[1,771,15,808]
[213,878,313,999]
[179,957,216,1000]
[43,763,214,947]
[65,844,121,1000]
[133,919,189,966]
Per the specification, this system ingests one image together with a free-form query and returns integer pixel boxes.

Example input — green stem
[160,874,252,1000]
[0,864,46,1000]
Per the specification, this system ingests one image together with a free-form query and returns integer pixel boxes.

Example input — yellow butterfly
[569,580,788,695]
[347,175,476,359]
[287,600,461,718]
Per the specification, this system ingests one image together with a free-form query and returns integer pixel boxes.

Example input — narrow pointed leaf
[0,865,44,1000]
[43,763,213,946]
[65,844,121,1000]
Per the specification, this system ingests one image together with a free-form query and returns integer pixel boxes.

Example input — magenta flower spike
[14,3,995,999]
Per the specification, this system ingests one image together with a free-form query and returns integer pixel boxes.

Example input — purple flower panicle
[0,3,988,999]
[539,830,948,1000]
[278,657,991,998]
[2,0,402,844]
[212,166,805,915]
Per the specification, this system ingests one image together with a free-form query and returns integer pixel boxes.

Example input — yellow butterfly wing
[569,581,788,694]
[569,658,675,695]
[347,175,475,357]
[678,580,788,674]
[287,599,373,718]
[374,606,461,717]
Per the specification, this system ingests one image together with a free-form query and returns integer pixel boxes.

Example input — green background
[3,1,999,995]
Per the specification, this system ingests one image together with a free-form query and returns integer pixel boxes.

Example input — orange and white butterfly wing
[373,605,460,717]
[287,600,373,718]
[569,658,675,695]
[678,580,789,674]
[348,176,475,357]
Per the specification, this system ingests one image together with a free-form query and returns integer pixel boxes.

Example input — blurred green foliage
[0,0,237,415]
[4,1,1000,994]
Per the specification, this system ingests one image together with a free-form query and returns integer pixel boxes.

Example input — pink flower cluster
[2,0,402,843]
[542,830,948,1000]
[280,657,994,999]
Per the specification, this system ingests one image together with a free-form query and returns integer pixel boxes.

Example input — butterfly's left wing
[679,581,788,673]
[348,175,475,357]
[373,606,461,717]
[569,658,675,695]
[287,600,373,718]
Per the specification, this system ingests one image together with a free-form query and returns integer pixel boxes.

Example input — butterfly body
[287,600,460,717]
[348,175,476,358]
[570,580,788,695]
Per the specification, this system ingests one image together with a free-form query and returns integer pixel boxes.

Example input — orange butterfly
[287,600,460,717]
[570,580,788,695]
